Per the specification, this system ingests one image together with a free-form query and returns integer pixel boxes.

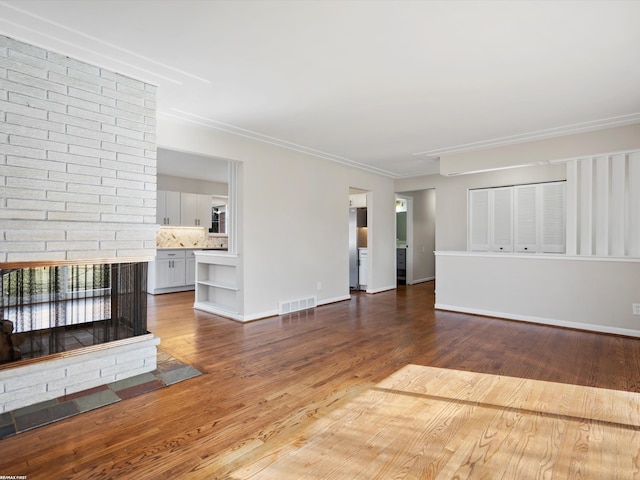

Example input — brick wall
[0,334,160,413]
[0,35,158,263]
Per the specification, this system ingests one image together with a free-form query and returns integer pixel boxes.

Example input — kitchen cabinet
[147,249,198,294]
[181,193,212,227]
[358,248,368,290]
[186,249,197,284]
[157,190,181,225]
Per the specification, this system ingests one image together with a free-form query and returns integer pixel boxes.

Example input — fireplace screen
[0,262,148,364]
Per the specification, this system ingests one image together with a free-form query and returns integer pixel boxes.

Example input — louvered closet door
[514,185,538,252]
[541,182,566,253]
[491,187,513,252]
[469,189,490,251]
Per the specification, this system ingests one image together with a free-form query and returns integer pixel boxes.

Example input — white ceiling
[2,0,640,178]
[157,148,228,183]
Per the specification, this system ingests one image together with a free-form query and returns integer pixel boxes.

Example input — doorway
[349,189,368,291]
[395,195,413,285]
[396,189,436,285]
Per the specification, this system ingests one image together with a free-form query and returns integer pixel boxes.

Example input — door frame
[395,194,413,285]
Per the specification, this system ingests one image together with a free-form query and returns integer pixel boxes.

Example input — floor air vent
[278,296,317,315]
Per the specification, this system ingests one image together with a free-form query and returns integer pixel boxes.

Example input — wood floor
[229,365,640,479]
[1,281,639,479]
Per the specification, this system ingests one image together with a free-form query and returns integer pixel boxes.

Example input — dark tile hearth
[0,349,201,439]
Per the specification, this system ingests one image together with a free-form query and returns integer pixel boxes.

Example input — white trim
[227,161,239,255]
[366,285,396,294]
[549,148,640,165]
[159,110,398,178]
[594,156,609,256]
[610,154,626,256]
[0,5,176,86]
[241,310,279,322]
[412,276,435,284]
[318,294,351,306]
[396,194,414,285]
[566,159,578,255]
[630,152,640,257]
[193,302,278,323]
[149,285,195,295]
[195,296,353,323]
[579,157,593,254]
[434,304,640,338]
[414,116,640,158]
[434,251,640,263]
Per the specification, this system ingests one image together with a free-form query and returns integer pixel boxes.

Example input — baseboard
[317,294,351,306]
[240,309,280,322]
[149,285,195,295]
[194,301,279,323]
[366,285,396,294]
[434,303,640,338]
[196,296,352,323]
[410,276,435,284]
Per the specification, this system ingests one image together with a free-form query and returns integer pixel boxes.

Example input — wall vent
[278,296,317,315]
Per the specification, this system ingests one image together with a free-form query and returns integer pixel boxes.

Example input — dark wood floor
[1,281,639,479]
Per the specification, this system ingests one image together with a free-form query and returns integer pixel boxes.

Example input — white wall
[405,189,436,282]
[397,127,640,337]
[436,252,640,337]
[157,118,397,318]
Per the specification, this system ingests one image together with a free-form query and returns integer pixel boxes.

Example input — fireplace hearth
[1,261,148,364]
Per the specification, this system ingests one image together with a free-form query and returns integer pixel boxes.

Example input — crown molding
[413,113,640,158]
[160,110,445,179]
[0,1,207,86]
[159,109,406,178]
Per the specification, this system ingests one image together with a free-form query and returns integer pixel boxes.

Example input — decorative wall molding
[566,150,640,257]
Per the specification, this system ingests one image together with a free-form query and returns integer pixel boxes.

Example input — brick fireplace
[0,35,160,412]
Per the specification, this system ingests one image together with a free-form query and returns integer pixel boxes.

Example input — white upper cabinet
[180,193,212,227]
[157,190,181,225]
[470,182,565,254]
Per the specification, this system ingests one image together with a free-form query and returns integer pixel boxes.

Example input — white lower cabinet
[148,249,198,294]
[186,250,197,285]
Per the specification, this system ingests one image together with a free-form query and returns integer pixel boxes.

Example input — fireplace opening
[0,262,148,364]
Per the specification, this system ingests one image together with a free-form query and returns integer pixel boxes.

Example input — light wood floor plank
[227,365,640,479]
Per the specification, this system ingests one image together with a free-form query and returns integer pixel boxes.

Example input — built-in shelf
[194,251,242,320]
[193,301,239,316]
[196,280,238,291]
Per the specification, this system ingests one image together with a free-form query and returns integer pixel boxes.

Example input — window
[469,181,565,253]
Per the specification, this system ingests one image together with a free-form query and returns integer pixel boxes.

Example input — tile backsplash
[156,227,228,249]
